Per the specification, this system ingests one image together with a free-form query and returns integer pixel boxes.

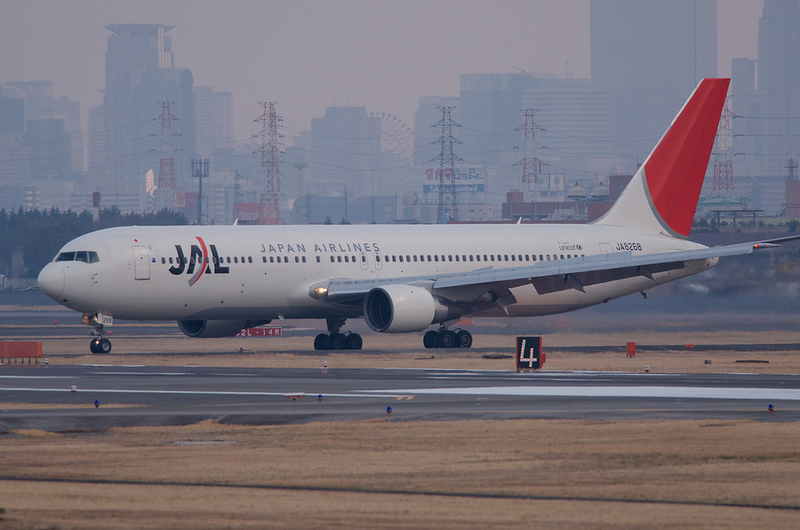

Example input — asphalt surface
[1,364,799,432]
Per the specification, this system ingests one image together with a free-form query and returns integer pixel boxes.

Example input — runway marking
[363,385,800,401]
[0,387,411,399]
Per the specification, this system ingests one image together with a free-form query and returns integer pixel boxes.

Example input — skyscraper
[92,24,195,213]
[591,0,717,162]
[757,0,800,177]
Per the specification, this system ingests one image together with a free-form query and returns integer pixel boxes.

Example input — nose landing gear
[83,313,112,354]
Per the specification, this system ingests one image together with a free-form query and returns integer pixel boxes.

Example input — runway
[2,364,800,432]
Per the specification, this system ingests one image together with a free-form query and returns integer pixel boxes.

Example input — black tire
[438,330,456,348]
[423,330,439,349]
[90,339,100,354]
[98,338,112,354]
[345,333,363,350]
[314,333,330,350]
[455,330,473,348]
[330,333,346,350]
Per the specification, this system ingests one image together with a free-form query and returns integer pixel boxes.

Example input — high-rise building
[590,0,717,162]
[756,0,800,177]
[195,87,234,157]
[309,106,381,198]
[95,24,196,213]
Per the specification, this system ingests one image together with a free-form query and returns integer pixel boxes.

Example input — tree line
[0,207,187,277]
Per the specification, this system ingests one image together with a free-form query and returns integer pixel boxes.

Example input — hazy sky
[1,0,763,142]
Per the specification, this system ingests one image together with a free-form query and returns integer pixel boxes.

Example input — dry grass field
[2,311,800,528]
[2,419,800,528]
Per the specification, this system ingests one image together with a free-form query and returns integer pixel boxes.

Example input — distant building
[591,0,717,162]
[91,24,197,213]
[0,81,83,210]
[308,106,381,198]
[755,0,800,177]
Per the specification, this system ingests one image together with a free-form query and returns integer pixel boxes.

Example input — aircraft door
[360,252,368,270]
[375,253,384,270]
[132,245,151,280]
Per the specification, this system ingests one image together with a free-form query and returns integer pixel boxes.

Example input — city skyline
[2,0,761,140]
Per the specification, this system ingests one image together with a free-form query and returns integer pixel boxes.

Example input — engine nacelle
[177,319,270,338]
[363,284,461,333]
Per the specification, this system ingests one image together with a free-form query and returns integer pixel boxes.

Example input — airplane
[36,78,795,354]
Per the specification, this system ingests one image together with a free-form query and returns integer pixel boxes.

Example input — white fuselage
[39,223,714,325]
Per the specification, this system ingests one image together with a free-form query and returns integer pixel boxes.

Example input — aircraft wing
[324,236,798,305]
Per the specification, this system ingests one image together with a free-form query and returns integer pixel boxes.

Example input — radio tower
[256,101,282,225]
[157,101,179,209]
[515,108,543,194]
[712,96,734,193]
[432,106,462,223]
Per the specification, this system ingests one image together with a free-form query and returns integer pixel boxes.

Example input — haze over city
[2,0,760,135]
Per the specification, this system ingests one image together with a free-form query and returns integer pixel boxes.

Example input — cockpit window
[55,251,99,263]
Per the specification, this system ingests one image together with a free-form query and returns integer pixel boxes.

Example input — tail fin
[595,78,730,238]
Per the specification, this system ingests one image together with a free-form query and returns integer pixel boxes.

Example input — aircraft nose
[38,263,65,300]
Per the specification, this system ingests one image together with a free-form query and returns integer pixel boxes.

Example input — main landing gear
[83,313,112,354]
[314,318,363,350]
[423,327,473,349]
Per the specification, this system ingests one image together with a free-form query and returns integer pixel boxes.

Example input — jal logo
[168,236,229,286]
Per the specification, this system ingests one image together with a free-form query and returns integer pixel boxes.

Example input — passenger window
[455,255,459,262]
[376,255,381,262]
[302,256,307,263]
[413,255,418,262]
[448,255,453,262]
[434,255,439,262]
[392,256,397,262]
[399,255,404,262]
[504,255,509,261]
[316,256,321,263]
[525,255,530,261]
[427,255,432,261]
[511,255,516,262]
[234,257,239,263]
[546,255,551,261]
[337,256,342,263]
[345,256,349,263]
[469,255,474,262]
[406,255,411,262]
[262,257,267,263]
[539,255,544,261]
[295,256,300,263]
[532,255,537,262]
[162,257,166,264]
[560,254,564,260]
[490,255,495,262]
[330,256,335,263]
[248,257,253,263]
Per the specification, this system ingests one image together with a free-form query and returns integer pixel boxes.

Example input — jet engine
[363,284,461,333]
[177,319,270,338]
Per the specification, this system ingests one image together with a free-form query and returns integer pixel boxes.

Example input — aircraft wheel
[438,330,456,348]
[98,338,112,353]
[314,333,330,350]
[330,333,347,350]
[345,333,363,350]
[423,330,439,349]
[455,330,473,348]
[90,339,100,354]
